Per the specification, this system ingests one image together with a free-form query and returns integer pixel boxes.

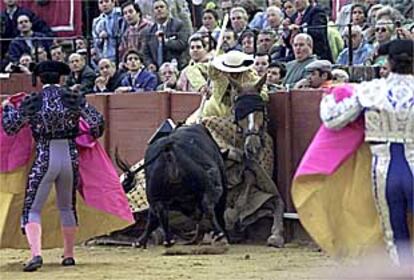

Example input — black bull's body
[138,124,227,247]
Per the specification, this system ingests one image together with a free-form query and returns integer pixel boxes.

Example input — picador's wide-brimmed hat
[212,50,254,73]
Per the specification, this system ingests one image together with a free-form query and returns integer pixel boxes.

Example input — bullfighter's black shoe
[62,257,76,266]
[23,255,43,272]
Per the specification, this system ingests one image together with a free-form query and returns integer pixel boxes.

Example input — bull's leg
[202,196,226,243]
[153,202,175,247]
[136,208,159,249]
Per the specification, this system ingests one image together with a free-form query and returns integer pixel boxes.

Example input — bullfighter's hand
[199,85,212,99]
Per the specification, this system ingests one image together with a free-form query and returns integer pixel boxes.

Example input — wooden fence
[1,74,323,214]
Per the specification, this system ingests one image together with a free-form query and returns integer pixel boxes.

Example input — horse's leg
[267,197,285,248]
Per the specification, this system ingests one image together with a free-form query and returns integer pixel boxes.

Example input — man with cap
[1,61,105,271]
[320,39,414,266]
[200,50,268,117]
[295,60,333,89]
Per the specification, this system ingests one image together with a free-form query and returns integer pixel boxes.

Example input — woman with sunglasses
[365,19,395,66]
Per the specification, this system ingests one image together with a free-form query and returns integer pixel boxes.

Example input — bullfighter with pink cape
[291,84,384,259]
[1,82,133,271]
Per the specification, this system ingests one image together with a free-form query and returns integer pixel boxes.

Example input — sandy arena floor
[0,243,338,280]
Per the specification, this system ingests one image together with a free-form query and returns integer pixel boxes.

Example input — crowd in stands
[0,0,413,95]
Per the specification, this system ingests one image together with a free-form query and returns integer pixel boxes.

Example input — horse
[113,76,285,247]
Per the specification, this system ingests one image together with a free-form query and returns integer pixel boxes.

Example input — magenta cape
[294,84,364,178]
[0,93,134,223]
[291,85,383,259]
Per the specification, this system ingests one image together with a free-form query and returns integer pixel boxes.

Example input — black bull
[134,124,227,248]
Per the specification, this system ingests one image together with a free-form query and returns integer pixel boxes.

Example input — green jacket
[202,65,268,117]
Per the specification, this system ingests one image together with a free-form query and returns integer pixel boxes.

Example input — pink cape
[0,93,32,172]
[294,84,365,178]
[0,93,134,223]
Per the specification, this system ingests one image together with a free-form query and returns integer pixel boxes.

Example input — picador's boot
[23,223,42,272]
[61,226,77,266]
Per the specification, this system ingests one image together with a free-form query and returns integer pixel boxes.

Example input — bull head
[115,147,137,193]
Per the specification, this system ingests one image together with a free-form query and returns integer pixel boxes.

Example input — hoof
[267,235,285,248]
[132,241,146,249]
[212,232,228,247]
[23,256,43,272]
[163,239,176,248]
[62,257,76,266]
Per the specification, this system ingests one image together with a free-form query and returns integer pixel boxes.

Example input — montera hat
[33,61,71,77]
[32,61,71,86]
[212,50,254,73]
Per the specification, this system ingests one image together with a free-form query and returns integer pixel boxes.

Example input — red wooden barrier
[0,74,42,95]
[2,75,323,216]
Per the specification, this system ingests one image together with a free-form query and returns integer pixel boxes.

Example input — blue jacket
[336,42,373,66]
[120,70,158,92]
[8,32,52,62]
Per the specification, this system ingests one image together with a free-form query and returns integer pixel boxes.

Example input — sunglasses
[375,27,387,33]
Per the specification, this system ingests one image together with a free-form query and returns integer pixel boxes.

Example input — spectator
[266,61,286,91]
[31,45,48,62]
[230,7,249,36]
[365,19,394,65]
[327,17,344,62]
[221,29,239,52]
[375,57,390,78]
[335,0,364,34]
[135,0,193,34]
[197,9,220,40]
[1,0,52,56]
[268,0,283,7]
[266,6,284,32]
[336,25,373,66]
[50,44,66,62]
[156,61,179,90]
[92,0,125,61]
[240,30,255,54]
[94,58,125,93]
[331,68,350,83]
[142,0,189,72]
[295,59,333,89]
[65,53,96,95]
[254,52,271,77]
[119,1,151,60]
[282,0,296,20]
[375,6,404,22]
[176,35,209,92]
[291,0,333,62]
[283,33,317,87]
[75,37,87,51]
[220,0,233,16]
[7,14,51,62]
[257,29,278,54]
[4,52,33,74]
[116,50,158,93]
[200,32,217,58]
[351,4,368,29]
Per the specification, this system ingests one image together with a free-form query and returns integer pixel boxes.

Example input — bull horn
[114,147,131,172]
